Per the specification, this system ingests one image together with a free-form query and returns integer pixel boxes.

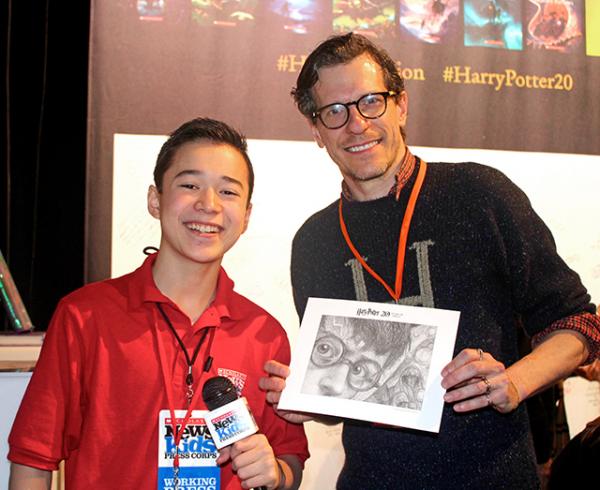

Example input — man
[260,33,600,488]
[8,118,308,489]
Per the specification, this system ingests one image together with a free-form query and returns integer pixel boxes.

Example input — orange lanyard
[338,160,427,302]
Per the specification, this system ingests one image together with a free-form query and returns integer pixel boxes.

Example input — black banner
[93,1,600,153]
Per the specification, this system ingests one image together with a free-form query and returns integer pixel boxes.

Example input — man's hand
[259,360,314,424]
[441,348,521,413]
[216,434,281,489]
[575,359,600,382]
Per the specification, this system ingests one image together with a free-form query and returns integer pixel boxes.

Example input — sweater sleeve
[7,298,85,471]
[474,165,596,337]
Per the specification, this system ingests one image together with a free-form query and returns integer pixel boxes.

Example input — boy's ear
[241,203,252,234]
[147,185,161,219]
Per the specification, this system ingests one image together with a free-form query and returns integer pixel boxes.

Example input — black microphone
[202,375,239,411]
[202,376,267,490]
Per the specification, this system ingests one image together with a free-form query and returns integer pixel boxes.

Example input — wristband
[275,458,286,490]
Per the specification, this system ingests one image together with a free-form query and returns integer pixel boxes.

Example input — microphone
[202,376,259,448]
[202,376,267,490]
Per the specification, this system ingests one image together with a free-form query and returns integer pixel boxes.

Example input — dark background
[92,1,600,153]
[1,1,90,332]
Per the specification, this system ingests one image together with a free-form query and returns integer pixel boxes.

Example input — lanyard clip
[186,365,193,387]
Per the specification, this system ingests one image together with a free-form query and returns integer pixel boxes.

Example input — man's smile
[345,138,382,153]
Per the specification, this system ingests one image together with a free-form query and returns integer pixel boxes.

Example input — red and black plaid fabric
[533,312,600,363]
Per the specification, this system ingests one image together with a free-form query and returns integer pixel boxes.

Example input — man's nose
[345,105,370,134]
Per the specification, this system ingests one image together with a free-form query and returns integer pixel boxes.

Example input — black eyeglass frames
[312,91,397,130]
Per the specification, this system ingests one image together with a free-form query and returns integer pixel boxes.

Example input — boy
[8,117,308,489]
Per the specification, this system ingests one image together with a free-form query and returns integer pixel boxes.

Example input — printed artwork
[278,298,458,432]
[400,0,460,44]
[137,0,166,20]
[191,0,259,27]
[267,1,327,35]
[464,0,523,50]
[301,315,436,410]
[526,0,583,52]
[333,0,397,39]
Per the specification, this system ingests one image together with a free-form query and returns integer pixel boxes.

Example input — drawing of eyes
[313,335,344,365]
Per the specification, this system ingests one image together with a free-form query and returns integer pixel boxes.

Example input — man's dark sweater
[291,160,596,489]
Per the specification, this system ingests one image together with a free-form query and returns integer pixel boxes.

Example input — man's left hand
[441,348,521,413]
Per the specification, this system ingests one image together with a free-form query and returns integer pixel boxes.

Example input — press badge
[158,410,219,490]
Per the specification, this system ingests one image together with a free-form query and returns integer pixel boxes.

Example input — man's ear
[147,185,161,219]
[308,119,325,148]
[395,91,408,129]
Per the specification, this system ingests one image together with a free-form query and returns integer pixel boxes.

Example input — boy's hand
[217,434,281,489]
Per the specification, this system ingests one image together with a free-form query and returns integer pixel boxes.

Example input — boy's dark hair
[292,32,405,124]
[154,117,254,205]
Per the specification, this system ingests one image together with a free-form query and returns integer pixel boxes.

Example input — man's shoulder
[427,161,519,200]
[428,161,508,183]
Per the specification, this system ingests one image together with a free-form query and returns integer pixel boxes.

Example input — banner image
[93,1,600,153]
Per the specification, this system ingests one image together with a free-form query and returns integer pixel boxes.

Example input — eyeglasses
[311,334,382,391]
[312,91,396,130]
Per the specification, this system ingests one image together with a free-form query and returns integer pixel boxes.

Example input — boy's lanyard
[153,303,216,475]
[338,160,428,302]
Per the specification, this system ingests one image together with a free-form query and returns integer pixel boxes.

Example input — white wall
[0,373,32,487]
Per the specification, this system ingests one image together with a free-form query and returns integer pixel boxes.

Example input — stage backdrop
[89,2,600,488]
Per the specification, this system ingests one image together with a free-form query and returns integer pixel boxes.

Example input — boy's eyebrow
[173,169,245,188]
[221,175,245,188]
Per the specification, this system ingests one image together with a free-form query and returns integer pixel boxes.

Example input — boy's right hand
[259,360,314,424]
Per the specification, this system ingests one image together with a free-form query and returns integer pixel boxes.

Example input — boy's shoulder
[58,267,138,312]
[223,279,285,335]
[229,287,277,321]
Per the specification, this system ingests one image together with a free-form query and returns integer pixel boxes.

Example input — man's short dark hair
[154,117,254,205]
[292,32,406,122]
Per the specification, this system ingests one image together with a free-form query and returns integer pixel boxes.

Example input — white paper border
[278,298,459,433]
